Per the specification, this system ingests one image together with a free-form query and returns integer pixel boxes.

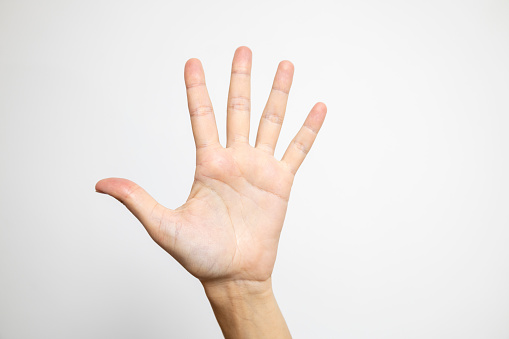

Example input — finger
[281,102,327,175]
[95,177,172,243]
[184,58,220,151]
[226,46,252,147]
[255,60,294,154]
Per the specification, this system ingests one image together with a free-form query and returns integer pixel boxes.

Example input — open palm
[96,47,327,284]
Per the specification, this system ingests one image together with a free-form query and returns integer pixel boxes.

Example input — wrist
[202,278,291,338]
[202,278,274,303]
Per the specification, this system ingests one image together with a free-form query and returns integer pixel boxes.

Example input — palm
[96,46,326,284]
[164,144,294,281]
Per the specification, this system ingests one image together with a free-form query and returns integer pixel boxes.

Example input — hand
[96,46,326,285]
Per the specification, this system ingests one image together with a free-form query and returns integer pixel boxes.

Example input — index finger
[281,102,327,174]
[184,58,220,151]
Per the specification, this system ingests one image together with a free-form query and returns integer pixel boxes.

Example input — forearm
[202,278,292,339]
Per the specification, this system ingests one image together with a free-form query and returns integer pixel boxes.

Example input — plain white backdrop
[1,0,508,338]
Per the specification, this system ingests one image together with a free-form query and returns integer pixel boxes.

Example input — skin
[96,46,327,338]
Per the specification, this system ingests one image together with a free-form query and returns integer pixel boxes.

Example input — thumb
[95,177,169,241]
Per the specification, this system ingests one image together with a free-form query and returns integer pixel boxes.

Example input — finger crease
[303,124,318,135]
[228,96,251,112]
[186,82,206,89]
[271,87,289,95]
[231,70,251,76]
[262,111,284,125]
[292,139,309,154]
[189,105,214,117]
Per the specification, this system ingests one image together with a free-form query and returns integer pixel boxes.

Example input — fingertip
[184,58,206,86]
[95,177,134,197]
[232,46,252,72]
[95,178,108,193]
[307,102,327,128]
[184,58,203,76]
[235,46,252,58]
[185,58,201,68]
[315,102,327,114]
[279,60,294,73]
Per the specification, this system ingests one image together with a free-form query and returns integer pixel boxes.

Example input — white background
[1,0,508,338]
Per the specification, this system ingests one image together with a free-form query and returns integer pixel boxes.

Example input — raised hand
[96,46,326,283]
[96,46,326,337]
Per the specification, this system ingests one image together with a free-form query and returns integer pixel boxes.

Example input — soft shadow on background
[1,1,508,338]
